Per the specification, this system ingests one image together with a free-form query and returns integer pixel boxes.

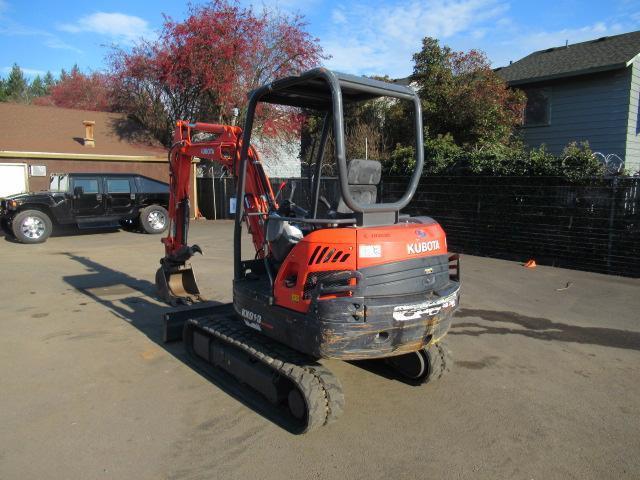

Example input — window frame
[522,87,551,128]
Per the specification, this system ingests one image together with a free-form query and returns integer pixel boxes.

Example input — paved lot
[1,220,639,480]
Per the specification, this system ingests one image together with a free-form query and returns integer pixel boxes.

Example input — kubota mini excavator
[156,68,461,433]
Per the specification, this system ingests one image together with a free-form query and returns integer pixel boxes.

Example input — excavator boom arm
[163,121,278,259]
[157,120,278,304]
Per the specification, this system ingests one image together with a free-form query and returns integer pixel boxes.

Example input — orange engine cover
[274,222,447,312]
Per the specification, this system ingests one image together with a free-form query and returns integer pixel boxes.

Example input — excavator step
[178,307,344,434]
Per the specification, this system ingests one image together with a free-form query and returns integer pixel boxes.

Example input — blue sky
[1,0,639,79]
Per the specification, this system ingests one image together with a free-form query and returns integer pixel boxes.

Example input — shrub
[424,133,463,174]
[382,137,606,181]
[386,145,416,176]
[560,141,604,181]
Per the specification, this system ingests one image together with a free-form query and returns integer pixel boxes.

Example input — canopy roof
[253,68,416,109]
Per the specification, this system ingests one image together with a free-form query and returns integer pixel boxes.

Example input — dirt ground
[0,220,639,480]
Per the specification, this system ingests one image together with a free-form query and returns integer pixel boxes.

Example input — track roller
[385,342,450,383]
[183,314,344,434]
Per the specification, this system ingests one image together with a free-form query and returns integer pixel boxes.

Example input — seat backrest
[337,159,381,214]
[266,214,303,262]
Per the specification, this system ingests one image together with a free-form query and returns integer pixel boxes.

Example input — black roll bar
[234,68,424,281]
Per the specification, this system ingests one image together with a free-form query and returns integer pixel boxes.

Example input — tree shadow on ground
[450,308,640,351]
[61,253,304,434]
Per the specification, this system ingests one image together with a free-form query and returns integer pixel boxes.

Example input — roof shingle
[495,30,640,85]
[0,103,166,157]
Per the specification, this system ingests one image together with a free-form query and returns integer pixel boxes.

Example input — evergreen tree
[0,78,7,102]
[5,63,29,102]
[29,75,47,98]
[43,71,56,94]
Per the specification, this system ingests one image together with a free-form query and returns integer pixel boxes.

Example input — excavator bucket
[155,263,203,305]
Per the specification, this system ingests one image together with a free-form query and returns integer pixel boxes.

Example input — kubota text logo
[407,240,440,254]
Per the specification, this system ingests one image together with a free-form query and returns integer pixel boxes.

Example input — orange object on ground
[524,259,537,268]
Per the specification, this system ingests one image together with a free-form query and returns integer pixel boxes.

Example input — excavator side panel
[273,221,448,313]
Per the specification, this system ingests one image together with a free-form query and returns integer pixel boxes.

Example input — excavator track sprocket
[183,313,344,434]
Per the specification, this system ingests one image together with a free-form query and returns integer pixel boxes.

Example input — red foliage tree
[412,37,525,145]
[33,66,114,111]
[109,0,325,145]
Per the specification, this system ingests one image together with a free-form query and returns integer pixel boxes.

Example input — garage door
[0,163,28,197]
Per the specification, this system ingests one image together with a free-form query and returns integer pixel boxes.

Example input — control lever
[288,181,297,202]
[319,196,332,209]
[274,181,286,201]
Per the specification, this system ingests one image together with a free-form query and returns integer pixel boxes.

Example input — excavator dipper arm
[156,121,278,304]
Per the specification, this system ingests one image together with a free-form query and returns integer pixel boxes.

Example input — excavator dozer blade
[155,263,203,306]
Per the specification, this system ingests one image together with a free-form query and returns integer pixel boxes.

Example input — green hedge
[384,136,605,181]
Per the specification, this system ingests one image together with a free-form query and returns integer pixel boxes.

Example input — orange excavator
[156,68,461,433]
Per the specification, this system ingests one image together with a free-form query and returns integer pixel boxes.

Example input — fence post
[211,172,218,220]
[222,178,227,219]
[606,176,619,273]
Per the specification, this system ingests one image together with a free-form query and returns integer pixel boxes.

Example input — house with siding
[496,30,640,174]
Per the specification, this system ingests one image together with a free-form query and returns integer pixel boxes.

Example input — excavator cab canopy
[234,68,424,278]
[239,68,424,224]
[256,69,418,109]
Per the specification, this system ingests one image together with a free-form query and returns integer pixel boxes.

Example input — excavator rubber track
[182,310,344,434]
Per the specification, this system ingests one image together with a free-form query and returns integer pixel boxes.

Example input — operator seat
[336,159,381,214]
[266,214,303,263]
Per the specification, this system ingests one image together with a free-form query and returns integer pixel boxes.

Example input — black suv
[0,173,170,243]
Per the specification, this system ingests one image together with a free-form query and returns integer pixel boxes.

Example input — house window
[523,88,550,126]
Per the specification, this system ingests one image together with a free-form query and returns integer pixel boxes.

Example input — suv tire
[12,210,53,244]
[120,217,141,232]
[1,218,14,237]
[140,205,169,234]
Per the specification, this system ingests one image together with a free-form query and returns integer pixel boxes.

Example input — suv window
[74,178,99,194]
[137,176,169,193]
[106,178,131,193]
[49,174,69,192]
